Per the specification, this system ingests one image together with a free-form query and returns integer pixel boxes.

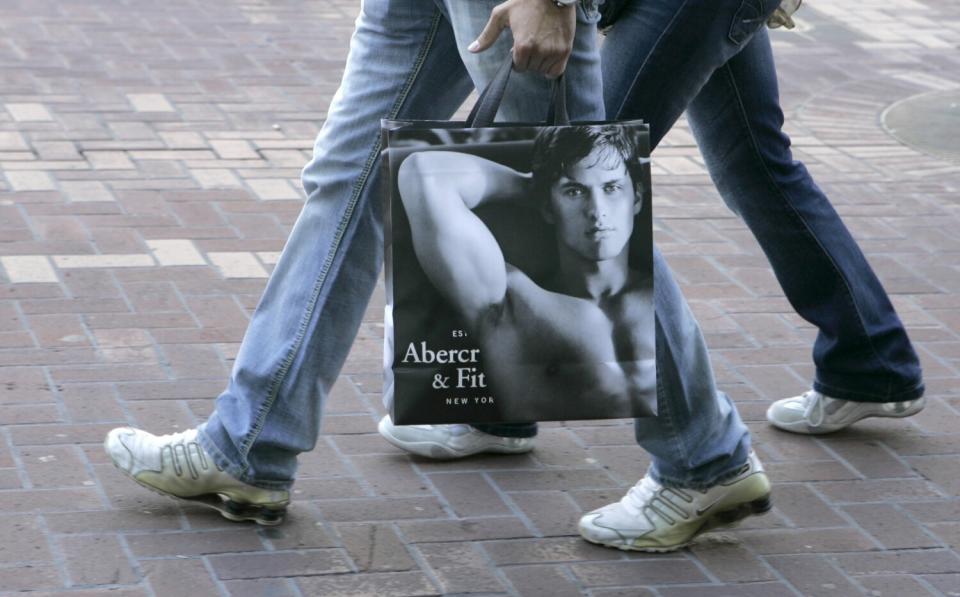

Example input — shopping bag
[383,58,656,425]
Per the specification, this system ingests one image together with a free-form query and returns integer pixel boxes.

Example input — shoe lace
[622,476,693,525]
[802,391,826,428]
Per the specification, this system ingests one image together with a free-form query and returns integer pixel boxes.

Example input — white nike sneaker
[377,416,535,459]
[578,451,771,552]
[766,390,926,435]
[104,427,289,525]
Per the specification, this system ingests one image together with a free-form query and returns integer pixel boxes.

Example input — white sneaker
[578,452,771,552]
[766,390,926,435]
[104,427,289,525]
[377,416,535,459]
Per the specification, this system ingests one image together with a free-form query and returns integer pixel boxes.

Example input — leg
[200,0,477,488]
[685,29,923,403]
[580,252,771,551]
[637,250,751,488]
[595,0,778,485]
[576,0,779,551]
[105,0,477,522]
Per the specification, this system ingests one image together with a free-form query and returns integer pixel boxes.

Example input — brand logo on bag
[402,341,488,390]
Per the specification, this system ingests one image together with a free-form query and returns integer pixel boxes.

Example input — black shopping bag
[384,59,656,425]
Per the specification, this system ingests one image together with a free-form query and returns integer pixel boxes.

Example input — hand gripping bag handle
[465,53,570,128]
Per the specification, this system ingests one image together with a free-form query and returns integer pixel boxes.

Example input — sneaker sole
[581,494,772,553]
[106,452,287,526]
[378,435,531,460]
[377,419,533,460]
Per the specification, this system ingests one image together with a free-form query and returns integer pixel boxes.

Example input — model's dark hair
[530,125,645,207]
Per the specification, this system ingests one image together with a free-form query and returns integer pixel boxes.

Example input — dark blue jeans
[602,0,923,405]
[477,0,923,442]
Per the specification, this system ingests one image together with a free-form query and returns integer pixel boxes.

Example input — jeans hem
[649,450,750,492]
[813,379,925,404]
[198,421,295,492]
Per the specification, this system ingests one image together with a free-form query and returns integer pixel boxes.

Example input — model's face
[545,149,640,262]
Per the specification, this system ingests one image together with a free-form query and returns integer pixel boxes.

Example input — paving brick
[816,478,944,503]
[907,455,960,496]
[53,253,155,269]
[0,255,58,283]
[335,523,417,572]
[397,516,532,543]
[28,313,90,348]
[690,542,776,583]
[0,366,55,405]
[18,590,148,597]
[223,578,300,597]
[509,490,584,537]
[483,537,626,566]
[501,564,584,597]
[570,559,708,587]
[127,529,265,557]
[416,542,508,593]
[296,571,437,597]
[772,483,847,527]
[127,94,175,113]
[0,565,62,591]
[857,574,941,597]
[488,469,619,492]
[843,503,943,549]
[657,584,798,597]
[6,103,53,122]
[921,573,960,596]
[764,554,864,597]
[0,514,54,564]
[347,454,431,497]
[835,549,960,576]
[209,549,353,580]
[143,558,219,597]
[424,474,511,519]
[315,496,447,522]
[0,487,103,513]
[19,445,93,488]
[740,527,876,554]
[144,238,206,266]
[820,437,917,479]
[9,422,120,446]
[44,509,183,534]
[59,534,138,586]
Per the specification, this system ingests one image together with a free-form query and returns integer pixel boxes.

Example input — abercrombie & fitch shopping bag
[383,61,655,425]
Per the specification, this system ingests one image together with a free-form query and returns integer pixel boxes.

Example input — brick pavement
[1,0,959,595]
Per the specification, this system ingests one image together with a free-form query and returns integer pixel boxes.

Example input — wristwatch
[551,0,577,7]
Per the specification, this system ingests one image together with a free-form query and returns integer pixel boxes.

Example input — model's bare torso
[474,265,656,420]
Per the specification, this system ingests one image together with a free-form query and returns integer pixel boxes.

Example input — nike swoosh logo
[695,498,725,516]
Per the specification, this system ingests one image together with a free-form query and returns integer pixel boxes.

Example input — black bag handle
[465,53,570,128]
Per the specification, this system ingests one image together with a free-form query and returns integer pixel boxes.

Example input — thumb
[469,11,507,53]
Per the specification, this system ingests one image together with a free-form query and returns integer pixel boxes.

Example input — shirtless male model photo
[390,124,656,423]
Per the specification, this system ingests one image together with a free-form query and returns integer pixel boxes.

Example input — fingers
[518,44,569,77]
[469,0,574,77]
[544,56,567,79]
[469,6,507,53]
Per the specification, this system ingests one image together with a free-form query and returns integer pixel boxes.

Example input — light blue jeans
[198,0,750,492]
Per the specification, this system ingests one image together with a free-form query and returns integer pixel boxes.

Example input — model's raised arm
[397,151,527,329]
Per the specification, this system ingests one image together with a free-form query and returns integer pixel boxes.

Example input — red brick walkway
[1,0,959,595]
